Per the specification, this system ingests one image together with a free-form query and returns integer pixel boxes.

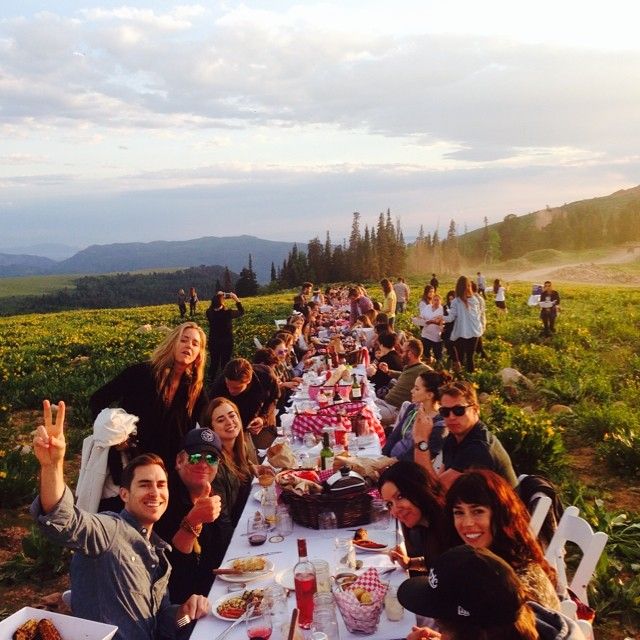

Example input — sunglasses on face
[187,452,219,466]
[276,349,288,355]
[438,405,472,418]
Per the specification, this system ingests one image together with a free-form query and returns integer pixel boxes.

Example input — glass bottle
[320,432,335,471]
[350,374,362,401]
[294,538,317,629]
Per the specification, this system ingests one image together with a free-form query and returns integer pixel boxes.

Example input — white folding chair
[253,337,263,349]
[528,494,553,538]
[274,319,287,329]
[544,505,608,605]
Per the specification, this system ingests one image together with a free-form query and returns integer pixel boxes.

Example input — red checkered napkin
[334,568,388,634]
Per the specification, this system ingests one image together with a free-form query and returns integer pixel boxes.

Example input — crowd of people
[30,274,571,640]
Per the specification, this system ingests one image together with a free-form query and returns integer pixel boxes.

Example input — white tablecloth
[190,491,414,640]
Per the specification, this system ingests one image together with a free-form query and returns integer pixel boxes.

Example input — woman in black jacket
[206,291,244,381]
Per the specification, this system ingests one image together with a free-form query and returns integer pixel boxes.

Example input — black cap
[397,546,523,626]
[182,428,222,456]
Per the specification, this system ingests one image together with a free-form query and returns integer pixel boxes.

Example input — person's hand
[247,416,265,435]
[188,494,221,525]
[378,362,389,374]
[252,464,276,480]
[388,546,410,570]
[413,404,433,443]
[407,625,441,640]
[177,594,210,623]
[33,400,66,467]
[282,380,299,390]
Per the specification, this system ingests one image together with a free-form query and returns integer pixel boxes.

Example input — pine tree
[223,267,233,292]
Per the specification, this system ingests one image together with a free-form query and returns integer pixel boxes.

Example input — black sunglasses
[438,405,472,418]
[187,452,219,466]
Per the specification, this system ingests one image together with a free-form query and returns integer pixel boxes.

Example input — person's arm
[33,400,66,512]
[171,493,221,554]
[89,366,135,419]
[443,299,457,323]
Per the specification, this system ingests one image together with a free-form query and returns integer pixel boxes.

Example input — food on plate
[335,572,358,589]
[353,527,368,541]
[216,589,264,619]
[12,619,38,640]
[353,539,387,550]
[231,556,267,573]
[36,619,63,640]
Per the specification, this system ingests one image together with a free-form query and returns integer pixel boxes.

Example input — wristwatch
[414,440,429,452]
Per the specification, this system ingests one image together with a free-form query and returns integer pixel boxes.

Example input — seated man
[412,380,517,489]
[373,337,431,425]
[155,428,233,604]
[210,358,279,449]
[31,400,209,640]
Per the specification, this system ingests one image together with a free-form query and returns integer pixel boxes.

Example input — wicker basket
[280,488,373,529]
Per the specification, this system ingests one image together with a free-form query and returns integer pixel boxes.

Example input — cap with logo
[396,546,524,626]
[182,428,222,456]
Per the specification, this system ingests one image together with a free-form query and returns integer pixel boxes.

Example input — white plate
[275,567,295,591]
[253,488,265,503]
[212,592,263,621]
[217,558,275,583]
[353,540,390,553]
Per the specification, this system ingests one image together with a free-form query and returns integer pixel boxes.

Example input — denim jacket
[31,487,179,640]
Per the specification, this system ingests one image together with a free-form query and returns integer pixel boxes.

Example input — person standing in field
[476,271,487,298]
[493,278,507,313]
[188,287,198,316]
[380,278,397,328]
[539,281,560,336]
[430,273,439,292]
[177,289,187,318]
[394,277,410,313]
[206,291,244,382]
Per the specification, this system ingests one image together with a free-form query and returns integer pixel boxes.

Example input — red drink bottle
[294,538,317,629]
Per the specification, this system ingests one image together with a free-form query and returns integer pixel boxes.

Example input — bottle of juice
[294,538,317,629]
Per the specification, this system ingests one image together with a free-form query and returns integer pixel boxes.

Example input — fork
[176,614,191,629]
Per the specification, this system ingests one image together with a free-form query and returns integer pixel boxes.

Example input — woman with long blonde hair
[90,322,209,471]
[206,397,258,525]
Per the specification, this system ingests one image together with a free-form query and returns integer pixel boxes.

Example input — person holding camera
[206,291,244,382]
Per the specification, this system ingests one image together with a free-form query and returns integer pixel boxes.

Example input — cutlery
[176,614,191,629]
[224,551,283,562]
[214,605,254,640]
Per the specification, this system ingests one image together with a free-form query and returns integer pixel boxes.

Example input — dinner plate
[252,489,264,503]
[212,592,263,621]
[274,567,295,591]
[353,540,390,553]
[217,558,275,583]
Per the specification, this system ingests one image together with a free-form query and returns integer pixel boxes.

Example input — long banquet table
[190,481,414,640]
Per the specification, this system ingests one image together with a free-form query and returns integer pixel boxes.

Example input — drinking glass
[334,538,356,572]
[370,498,391,530]
[317,511,338,530]
[245,610,273,640]
[275,508,293,537]
[247,519,268,546]
[303,432,317,448]
[311,559,331,593]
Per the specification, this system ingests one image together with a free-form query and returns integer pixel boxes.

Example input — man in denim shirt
[31,400,210,640]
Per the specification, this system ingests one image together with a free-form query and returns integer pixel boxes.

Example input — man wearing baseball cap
[155,428,233,604]
[397,546,586,640]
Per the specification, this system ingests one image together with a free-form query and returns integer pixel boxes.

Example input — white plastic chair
[544,505,608,605]
[528,494,553,538]
[274,319,287,329]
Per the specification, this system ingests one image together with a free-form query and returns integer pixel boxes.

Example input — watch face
[416,441,429,451]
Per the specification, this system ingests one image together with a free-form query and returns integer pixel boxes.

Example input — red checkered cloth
[292,402,386,446]
[334,568,388,634]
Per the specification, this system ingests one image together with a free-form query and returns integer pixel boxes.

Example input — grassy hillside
[0,274,78,298]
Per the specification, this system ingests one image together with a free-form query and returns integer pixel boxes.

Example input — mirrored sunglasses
[188,452,219,465]
[438,405,472,418]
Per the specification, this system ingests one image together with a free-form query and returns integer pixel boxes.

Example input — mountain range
[0,235,297,283]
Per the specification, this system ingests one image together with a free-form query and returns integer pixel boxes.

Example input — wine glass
[245,610,272,640]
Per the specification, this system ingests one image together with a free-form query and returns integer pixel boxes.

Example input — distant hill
[0,253,56,276]
[0,235,297,283]
[0,243,80,260]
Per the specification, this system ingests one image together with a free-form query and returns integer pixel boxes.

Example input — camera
[223,292,232,299]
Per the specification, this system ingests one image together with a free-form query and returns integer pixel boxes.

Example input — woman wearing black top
[206,291,244,381]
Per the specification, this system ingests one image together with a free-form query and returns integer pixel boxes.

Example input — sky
[1,1,639,252]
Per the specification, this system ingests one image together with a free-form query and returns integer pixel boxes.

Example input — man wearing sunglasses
[413,381,517,489]
[155,428,233,605]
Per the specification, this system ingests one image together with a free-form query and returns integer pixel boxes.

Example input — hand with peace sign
[33,399,67,467]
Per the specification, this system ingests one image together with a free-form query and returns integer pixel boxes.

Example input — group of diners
[28,276,581,640]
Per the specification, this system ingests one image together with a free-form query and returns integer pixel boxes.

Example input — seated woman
[378,460,448,575]
[446,469,561,611]
[368,331,402,398]
[398,546,586,640]
[89,321,208,472]
[382,370,450,461]
[205,397,258,526]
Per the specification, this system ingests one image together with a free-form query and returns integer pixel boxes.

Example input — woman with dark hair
[445,469,561,610]
[494,278,507,313]
[188,287,199,316]
[380,278,397,327]
[381,370,451,461]
[206,291,244,381]
[378,460,448,574]
[89,322,208,471]
[206,397,258,525]
[442,289,456,365]
[444,276,484,372]
[416,291,444,363]
[368,331,402,398]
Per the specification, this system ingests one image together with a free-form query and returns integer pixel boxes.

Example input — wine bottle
[294,538,317,629]
[332,384,341,404]
[350,373,362,400]
[320,432,335,471]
